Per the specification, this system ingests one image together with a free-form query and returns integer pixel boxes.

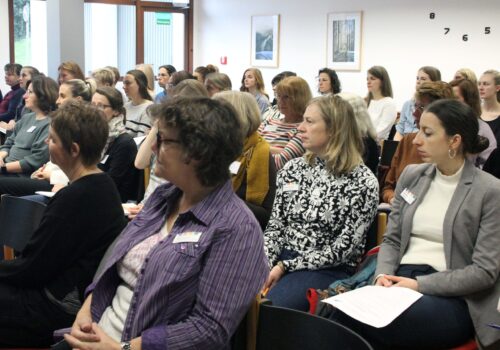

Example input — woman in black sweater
[0,101,127,347]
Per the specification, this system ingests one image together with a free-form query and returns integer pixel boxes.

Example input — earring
[448,148,456,159]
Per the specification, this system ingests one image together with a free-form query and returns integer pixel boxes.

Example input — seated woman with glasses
[92,87,139,202]
[64,98,268,350]
[259,76,312,170]
[263,95,379,311]
[0,101,126,347]
[332,99,500,350]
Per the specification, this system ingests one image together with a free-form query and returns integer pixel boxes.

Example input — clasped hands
[375,274,419,291]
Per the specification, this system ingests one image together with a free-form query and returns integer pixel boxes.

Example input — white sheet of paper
[35,191,55,198]
[322,285,423,328]
[0,127,6,134]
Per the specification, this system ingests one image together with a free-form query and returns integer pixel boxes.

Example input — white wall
[193,0,500,109]
[0,0,9,94]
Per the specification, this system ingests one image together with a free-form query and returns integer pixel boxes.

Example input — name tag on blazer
[173,231,202,243]
[401,188,416,205]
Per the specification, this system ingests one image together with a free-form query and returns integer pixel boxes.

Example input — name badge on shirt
[26,126,36,133]
[264,124,278,132]
[283,182,299,192]
[229,161,241,175]
[401,188,416,205]
[173,231,202,244]
[100,155,109,164]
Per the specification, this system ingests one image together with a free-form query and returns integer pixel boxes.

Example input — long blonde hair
[305,95,364,175]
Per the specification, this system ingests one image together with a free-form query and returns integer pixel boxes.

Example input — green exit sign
[156,13,171,25]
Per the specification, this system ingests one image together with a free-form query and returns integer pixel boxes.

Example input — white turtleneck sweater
[400,162,464,272]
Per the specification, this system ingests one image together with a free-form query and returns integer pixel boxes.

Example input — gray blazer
[376,160,500,347]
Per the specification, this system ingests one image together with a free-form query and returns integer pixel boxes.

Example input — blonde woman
[263,95,379,311]
[213,90,276,229]
[453,68,478,85]
[479,70,500,144]
[240,67,270,114]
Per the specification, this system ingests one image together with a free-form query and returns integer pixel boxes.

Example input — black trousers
[0,283,75,347]
[0,177,52,197]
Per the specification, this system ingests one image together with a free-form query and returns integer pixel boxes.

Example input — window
[84,3,136,76]
[12,0,48,73]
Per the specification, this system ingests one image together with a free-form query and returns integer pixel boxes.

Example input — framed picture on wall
[327,12,362,71]
[251,15,280,67]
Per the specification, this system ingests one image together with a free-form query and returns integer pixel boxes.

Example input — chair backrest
[0,194,47,258]
[256,302,373,350]
[380,140,399,167]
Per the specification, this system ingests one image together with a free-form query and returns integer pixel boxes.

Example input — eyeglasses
[156,132,180,149]
[415,103,424,111]
[93,103,112,111]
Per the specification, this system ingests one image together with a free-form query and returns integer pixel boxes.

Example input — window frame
[8,0,193,72]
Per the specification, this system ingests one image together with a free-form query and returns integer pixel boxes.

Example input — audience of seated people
[365,65,398,142]
[259,76,312,170]
[213,90,277,230]
[1,59,500,349]
[0,101,127,347]
[394,66,441,141]
[330,99,500,350]
[263,95,379,311]
[0,75,58,177]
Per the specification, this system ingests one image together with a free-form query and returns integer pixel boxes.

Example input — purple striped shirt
[86,181,269,349]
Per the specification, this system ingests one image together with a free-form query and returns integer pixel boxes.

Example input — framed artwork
[327,12,362,71]
[251,15,280,67]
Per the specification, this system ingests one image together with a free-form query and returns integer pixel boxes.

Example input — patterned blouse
[264,156,379,272]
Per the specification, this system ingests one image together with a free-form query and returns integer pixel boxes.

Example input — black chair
[0,194,47,260]
[256,301,374,350]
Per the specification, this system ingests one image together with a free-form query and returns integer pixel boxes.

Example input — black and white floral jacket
[264,156,379,272]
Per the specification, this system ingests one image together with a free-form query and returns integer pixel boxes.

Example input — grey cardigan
[376,160,500,347]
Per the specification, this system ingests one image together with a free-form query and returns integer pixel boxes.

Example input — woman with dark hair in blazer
[332,99,500,350]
